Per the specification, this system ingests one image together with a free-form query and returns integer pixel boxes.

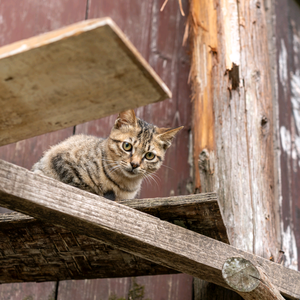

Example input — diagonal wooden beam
[0,193,228,283]
[0,18,171,146]
[0,159,299,299]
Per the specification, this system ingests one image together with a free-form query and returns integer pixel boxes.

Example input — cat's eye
[145,152,155,160]
[122,142,132,152]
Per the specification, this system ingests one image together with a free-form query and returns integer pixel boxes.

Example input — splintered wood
[0,159,299,299]
[0,18,171,147]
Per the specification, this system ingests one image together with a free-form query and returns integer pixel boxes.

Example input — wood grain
[0,193,228,283]
[275,0,300,270]
[190,0,281,263]
[0,159,299,299]
[222,257,285,300]
[0,18,171,147]
[0,1,88,297]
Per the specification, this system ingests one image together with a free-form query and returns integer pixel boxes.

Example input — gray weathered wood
[222,257,285,300]
[0,193,228,283]
[189,0,282,298]
[0,160,299,299]
[0,18,171,147]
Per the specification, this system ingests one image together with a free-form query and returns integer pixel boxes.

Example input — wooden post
[222,257,285,300]
[187,0,282,298]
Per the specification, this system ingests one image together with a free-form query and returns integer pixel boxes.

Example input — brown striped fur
[32,110,183,201]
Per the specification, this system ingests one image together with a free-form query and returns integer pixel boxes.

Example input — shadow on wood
[0,159,299,299]
[0,193,228,282]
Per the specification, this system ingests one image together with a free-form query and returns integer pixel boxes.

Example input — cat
[32,109,183,201]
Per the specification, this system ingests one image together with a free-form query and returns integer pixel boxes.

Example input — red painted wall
[0,0,193,299]
[275,0,300,270]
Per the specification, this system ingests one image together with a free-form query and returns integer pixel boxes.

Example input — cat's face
[106,110,183,179]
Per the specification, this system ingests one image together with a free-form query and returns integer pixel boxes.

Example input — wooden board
[0,0,89,298]
[275,0,300,270]
[0,189,228,283]
[0,160,299,299]
[0,18,171,147]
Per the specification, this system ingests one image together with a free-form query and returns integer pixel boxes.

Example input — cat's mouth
[125,168,140,176]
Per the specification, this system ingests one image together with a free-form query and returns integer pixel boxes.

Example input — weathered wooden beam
[0,194,227,283]
[0,18,171,147]
[222,257,285,300]
[0,159,299,299]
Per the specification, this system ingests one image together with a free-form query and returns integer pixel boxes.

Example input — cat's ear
[157,126,184,149]
[115,109,137,129]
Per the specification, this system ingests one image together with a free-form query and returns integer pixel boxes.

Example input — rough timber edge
[0,160,299,299]
[0,17,172,99]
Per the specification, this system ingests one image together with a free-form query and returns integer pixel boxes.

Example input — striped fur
[32,110,183,201]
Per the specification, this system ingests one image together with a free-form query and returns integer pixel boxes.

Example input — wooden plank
[0,1,88,298]
[275,0,300,270]
[0,282,57,300]
[0,192,228,282]
[0,18,171,147]
[57,275,193,300]
[0,214,177,282]
[0,160,299,299]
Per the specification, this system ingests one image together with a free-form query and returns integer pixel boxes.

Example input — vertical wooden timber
[188,0,217,193]
[189,0,281,298]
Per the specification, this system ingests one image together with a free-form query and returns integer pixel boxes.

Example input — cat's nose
[130,162,139,169]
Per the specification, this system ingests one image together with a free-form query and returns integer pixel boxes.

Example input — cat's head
[106,109,183,179]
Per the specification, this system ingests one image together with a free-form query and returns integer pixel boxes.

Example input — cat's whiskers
[140,170,160,188]
[161,164,175,171]
[141,173,152,187]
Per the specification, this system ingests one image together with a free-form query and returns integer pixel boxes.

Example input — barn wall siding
[0,0,193,299]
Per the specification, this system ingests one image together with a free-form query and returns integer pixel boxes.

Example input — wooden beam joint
[222,257,285,300]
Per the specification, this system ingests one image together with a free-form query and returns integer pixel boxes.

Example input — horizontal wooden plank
[0,18,171,146]
[0,193,228,282]
[0,159,299,299]
[0,214,177,282]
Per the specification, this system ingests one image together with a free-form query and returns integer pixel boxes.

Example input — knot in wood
[261,116,269,136]
[222,257,260,292]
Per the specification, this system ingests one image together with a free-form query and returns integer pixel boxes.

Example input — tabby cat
[32,110,183,201]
